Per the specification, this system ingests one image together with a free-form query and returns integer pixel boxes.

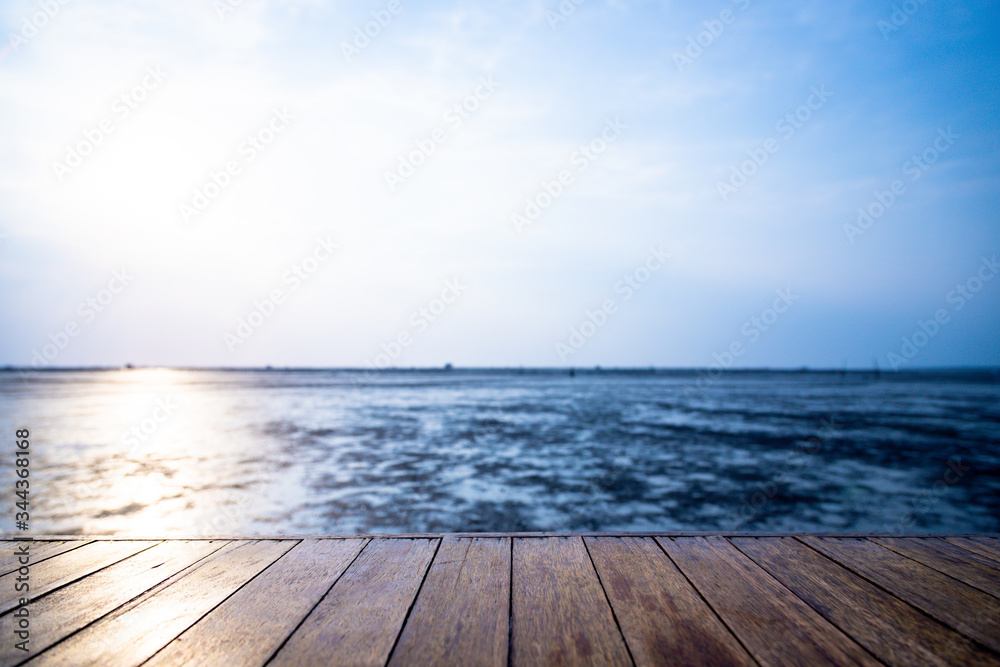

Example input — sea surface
[1,368,998,536]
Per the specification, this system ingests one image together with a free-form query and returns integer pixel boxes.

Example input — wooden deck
[2,534,999,666]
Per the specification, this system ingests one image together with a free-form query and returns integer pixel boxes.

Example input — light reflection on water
[0,368,997,535]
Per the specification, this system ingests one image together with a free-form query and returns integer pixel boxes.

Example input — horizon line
[3,364,999,373]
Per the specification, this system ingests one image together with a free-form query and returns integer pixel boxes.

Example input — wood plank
[934,539,1000,570]
[0,540,229,665]
[658,536,878,666]
[801,537,1000,654]
[734,537,1000,667]
[25,540,294,667]
[145,538,367,667]
[512,536,632,666]
[0,542,89,576]
[0,534,994,666]
[872,538,1000,598]
[269,538,438,667]
[389,537,510,667]
[586,536,754,666]
[9,532,1000,542]
[0,540,158,614]
[947,537,1000,565]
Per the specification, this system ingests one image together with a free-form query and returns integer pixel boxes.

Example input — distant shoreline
[3,365,998,377]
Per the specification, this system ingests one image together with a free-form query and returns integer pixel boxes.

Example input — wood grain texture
[1,535,997,666]
[389,537,509,667]
[872,537,1000,598]
[585,536,753,667]
[24,540,293,667]
[0,542,89,576]
[16,533,1000,541]
[734,537,1000,667]
[270,538,438,667]
[801,536,1000,654]
[512,537,632,666]
[658,536,878,666]
[145,538,367,667]
[0,540,158,614]
[946,537,1000,565]
[0,540,228,666]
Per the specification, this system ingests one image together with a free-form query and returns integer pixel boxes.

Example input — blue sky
[0,0,997,369]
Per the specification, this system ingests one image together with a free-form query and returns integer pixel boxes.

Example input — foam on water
[0,368,997,535]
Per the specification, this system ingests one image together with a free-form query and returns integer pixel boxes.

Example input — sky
[0,0,997,369]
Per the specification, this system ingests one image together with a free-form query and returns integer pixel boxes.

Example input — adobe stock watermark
[680,288,800,399]
[213,0,247,21]
[511,117,627,234]
[384,76,501,192]
[4,0,72,59]
[555,245,670,361]
[195,489,254,535]
[844,126,958,244]
[884,457,969,534]
[355,278,468,381]
[341,0,403,62]
[877,0,930,41]
[885,254,997,370]
[717,84,833,201]
[722,415,837,530]
[940,599,1000,664]
[52,65,167,183]
[21,269,134,375]
[706,289,799,370]
[224,236,340,352]
[673,0,752,72]
[545,0,586,30]
[121,398,177,455]
[179,107,294,224]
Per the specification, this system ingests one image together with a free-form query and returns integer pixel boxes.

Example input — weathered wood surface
[25,540,293,666]
[0,540,157,615]
[733,537,999,666]
[585,536,754,666]
[512,536,632,665]
[144,538,366,667]
[0,540,227,665]
[946,536,1000,564]
[0,542,88,577]
[389,537,510,667]
[873,537,1000,598]
[802,536,1000,655]
[658,536,879,666]
[1,535,998,666]
[269,538,438,667]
